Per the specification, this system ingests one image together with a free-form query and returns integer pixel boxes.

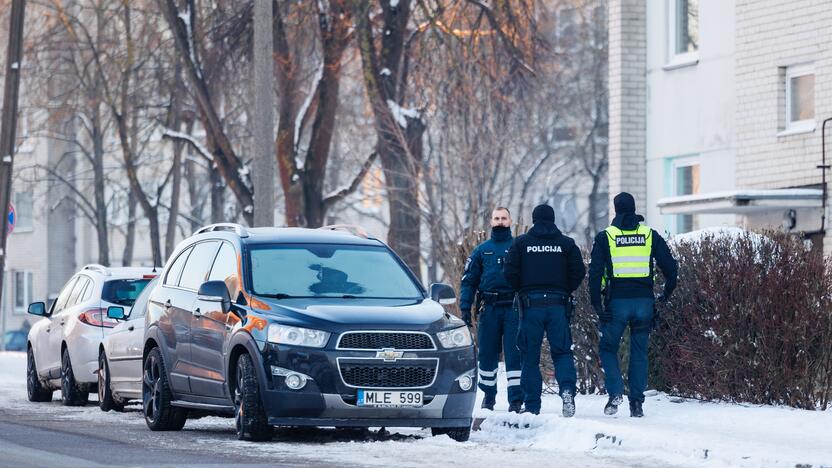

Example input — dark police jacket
[459,228,514,312]
[503,221,586,295]
[588,213,678,309]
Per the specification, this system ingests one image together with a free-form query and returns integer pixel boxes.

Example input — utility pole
[251,0,274,227]
[0,0,26,351]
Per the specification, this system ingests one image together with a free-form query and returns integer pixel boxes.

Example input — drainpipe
[819,117,832,233]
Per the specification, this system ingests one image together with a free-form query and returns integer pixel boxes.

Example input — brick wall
[608,0,648,214]
[734,0,832,250]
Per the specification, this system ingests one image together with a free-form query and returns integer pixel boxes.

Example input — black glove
[594,303,612,324]
[461,309,473,328]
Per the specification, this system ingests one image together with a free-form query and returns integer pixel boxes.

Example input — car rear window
[102,279,151,307]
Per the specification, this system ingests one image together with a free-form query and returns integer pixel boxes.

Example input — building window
[668,0,699,65]
[675,163,700,233]
[13,271,33,313]
[784,64,815,133]
[12,191,33,232]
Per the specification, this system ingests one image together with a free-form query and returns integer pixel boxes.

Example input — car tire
[234,353,272,441]
[61,348,89,406]
[98,351,124,412]
[26,347,52,402]
[431,426,471,442]
[142,347,187,431]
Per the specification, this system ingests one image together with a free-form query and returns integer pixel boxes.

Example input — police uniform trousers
[477,302,523,403]
[599,297,654,403]
[517,293,577,412]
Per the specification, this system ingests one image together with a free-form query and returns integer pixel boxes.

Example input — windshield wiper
[341,294,358,299]
[260,293,295,299]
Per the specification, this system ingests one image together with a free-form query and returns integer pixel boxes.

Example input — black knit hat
[532,204,555,224]
[614,192,636,215]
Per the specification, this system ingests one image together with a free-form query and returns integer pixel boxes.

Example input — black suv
[141,224,476,441]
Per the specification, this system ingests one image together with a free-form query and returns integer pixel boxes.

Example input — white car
[97,277,157,411]
[26,264,156,405]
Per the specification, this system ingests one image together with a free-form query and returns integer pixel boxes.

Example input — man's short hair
[493,206,511,216]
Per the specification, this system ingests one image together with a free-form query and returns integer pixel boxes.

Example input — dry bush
[653,230,832,410]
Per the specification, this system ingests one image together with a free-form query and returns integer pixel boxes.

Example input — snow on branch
[294,64,324,150]
[386,100,420,129]
[162,128,212,161]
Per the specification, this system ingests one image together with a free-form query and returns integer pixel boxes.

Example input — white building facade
[610,0,831,251]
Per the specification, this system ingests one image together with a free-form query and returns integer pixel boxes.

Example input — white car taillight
[78,308,118,328]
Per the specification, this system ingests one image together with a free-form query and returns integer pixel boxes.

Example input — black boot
[481,395,496,411]
[519,407,539,415]
[629,400,644,418]
[604,394,623,416]
[561,390,576,418]
[508,400,523,413]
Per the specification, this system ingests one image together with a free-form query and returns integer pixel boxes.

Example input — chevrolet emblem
[377,348,404,362]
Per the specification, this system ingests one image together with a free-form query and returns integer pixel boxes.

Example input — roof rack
[82,264,111,276]
[318,224,372,239]
[194,223,250,238]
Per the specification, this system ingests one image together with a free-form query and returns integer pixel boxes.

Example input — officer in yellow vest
[588,192,677,417]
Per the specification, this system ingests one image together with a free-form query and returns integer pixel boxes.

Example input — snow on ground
[2,352,830,467]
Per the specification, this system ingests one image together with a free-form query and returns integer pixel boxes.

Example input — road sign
[7,203,14,235]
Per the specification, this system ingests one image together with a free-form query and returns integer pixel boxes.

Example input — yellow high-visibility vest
[605,225,653,278]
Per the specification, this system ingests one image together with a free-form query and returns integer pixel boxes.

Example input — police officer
[504,204,585,417]
[588,192,677,418]
[460,207,523,412]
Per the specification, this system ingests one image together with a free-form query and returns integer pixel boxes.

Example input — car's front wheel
[98,351,124,412]
[61,348,89,406]
[142,347,186,431]
[233,353,272,441]
[431,426,471,442]
[27,347,52,402]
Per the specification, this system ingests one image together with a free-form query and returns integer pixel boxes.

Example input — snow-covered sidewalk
[2,351,830,467]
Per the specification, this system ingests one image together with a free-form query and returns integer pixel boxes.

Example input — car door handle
[164,300,172,309]
[193,308,202,318]
[128,325,135,332]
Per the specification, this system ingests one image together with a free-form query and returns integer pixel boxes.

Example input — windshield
[102,279,152,307]
[249,244,422,299]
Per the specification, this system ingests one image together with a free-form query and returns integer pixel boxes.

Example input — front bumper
[258,341,477,428]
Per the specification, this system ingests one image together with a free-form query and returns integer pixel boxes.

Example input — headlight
[437,326,473,349]
[268,324,330,348]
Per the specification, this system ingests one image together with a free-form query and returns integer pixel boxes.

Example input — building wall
[734,0,832,250]
[608,0,648,215]
[644,0,737,235]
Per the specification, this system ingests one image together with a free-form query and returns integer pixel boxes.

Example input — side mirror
[28,302,47,317]
[429,283,457,305]
[197,280,232,313]
[107,306,126,320]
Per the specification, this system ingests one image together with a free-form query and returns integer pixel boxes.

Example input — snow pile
[2,353,830,467]
[387,100,420,128]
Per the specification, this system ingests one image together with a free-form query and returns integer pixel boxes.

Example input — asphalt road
[0,404,363,467]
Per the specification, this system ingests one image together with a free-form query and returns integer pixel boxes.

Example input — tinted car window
[179,241,220,290]
[249,244,421,299]
[52,277,79,314]
[208,242,238,296]
[128,278,157,319]
[102,279,151,307]
[165,245,193,286]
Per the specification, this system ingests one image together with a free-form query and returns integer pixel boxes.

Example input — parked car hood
[255,297,448,328]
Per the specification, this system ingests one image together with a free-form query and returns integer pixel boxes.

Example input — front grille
[338,332,434,350]
[339,363,437,388]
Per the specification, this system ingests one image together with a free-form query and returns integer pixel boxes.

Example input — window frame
[783,63,816,134]
[12,270,33,314]
[164,245,194,287]
[665,0,699,69]
[672,159,701,234]
[11,190,34,233]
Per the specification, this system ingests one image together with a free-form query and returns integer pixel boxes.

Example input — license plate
[357,390,423,408]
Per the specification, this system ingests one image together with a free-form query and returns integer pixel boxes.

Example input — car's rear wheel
[234,353,272,441]
[27,347,52,402]
[142,347,186,431]
[98,351,124,412]
[61,348,89,406]
[431,426,471,442]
